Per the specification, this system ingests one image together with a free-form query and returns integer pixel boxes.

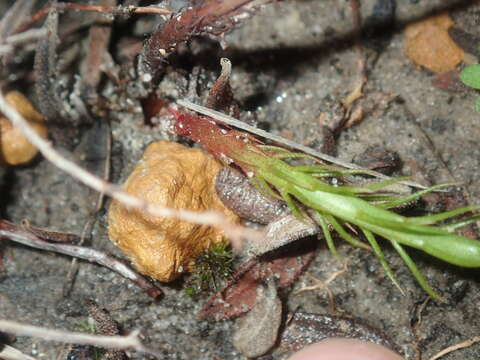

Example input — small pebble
[233,279,282,358]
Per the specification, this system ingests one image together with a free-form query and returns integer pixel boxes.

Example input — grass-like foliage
[173,109,480,300]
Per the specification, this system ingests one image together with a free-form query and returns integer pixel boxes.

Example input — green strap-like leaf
[460,64,480,89]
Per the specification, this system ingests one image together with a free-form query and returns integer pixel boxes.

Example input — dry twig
[21,219,80,243]
[0,28,47,56]
[82,0,116,92]
[34,6,64,122]
[0,0,36,41]
[0,344,36,360]
[0,319,162,358]
[0,220,163,299]
[0,89,262,244]
[17,3,171,34]
[292,261,349,296]
[0,0,39,61]
[428,336,480,360]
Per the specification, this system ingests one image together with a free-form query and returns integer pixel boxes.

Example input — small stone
[233,279,282,358]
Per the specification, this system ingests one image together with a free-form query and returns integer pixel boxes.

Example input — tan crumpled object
[0,91,48,165]
[108,141,240,282]
[404,12,464,73]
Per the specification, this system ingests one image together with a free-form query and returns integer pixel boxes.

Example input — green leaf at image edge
[475,96,480,113]
[460,64,480,89]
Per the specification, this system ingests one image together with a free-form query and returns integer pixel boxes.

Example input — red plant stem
[171,108,262,163]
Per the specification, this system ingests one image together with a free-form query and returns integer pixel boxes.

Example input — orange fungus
[108,141,240,282]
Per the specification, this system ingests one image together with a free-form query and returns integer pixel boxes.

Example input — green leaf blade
[460,65,480,89]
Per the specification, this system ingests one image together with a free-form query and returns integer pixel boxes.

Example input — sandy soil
[1,0,479,359]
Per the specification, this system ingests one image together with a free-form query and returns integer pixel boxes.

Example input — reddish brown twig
[82,0,116,92]
[429,336,480,360]
[349,0,367,87]
[20,220,80,243]
[16,2,171,34]
[0,220,163,299]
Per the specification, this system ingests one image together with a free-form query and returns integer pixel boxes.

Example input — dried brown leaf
[404,12,464,73]
[431,70,468,92]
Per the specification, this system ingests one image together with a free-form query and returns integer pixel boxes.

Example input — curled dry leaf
[206,58,241,118]
[431,70,468,92]
[404,12,464,73]
[0,91,47,165]
[108,141,240,282]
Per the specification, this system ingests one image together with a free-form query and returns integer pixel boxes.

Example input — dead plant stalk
[0,319,162,357]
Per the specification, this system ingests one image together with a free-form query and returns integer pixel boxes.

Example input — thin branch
[0,344,37,360]
[0,220,163,299]
[17,3,171,34]
[292,260,349,295]
[54,3,171,15]
[349,0,367,86]
[0,29,47,56]
[0,90,262,244]
[21,219,80,243]
[0,319,162,358]
[4,28,47,45]
[64,119,112,297]
[82,0,116,91]
[0,0,35,41]
[428,336,480,360]
[176,100,428,190]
